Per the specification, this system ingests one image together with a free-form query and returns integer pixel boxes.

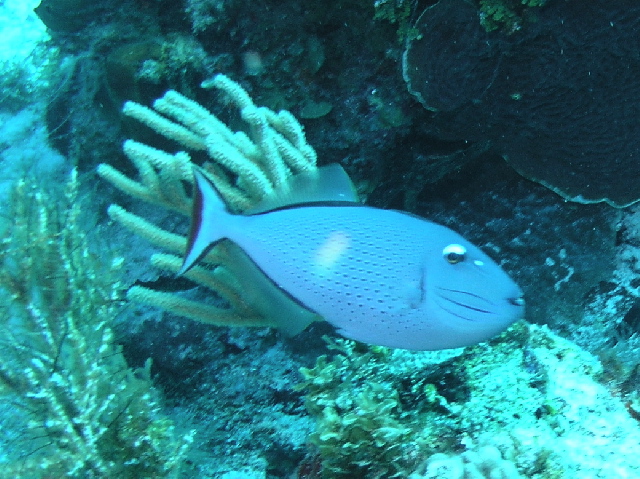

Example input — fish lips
[434,286,525,324]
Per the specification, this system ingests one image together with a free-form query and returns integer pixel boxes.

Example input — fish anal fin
[223,243,321,336]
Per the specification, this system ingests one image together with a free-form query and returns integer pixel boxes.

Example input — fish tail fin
[179,168,229,275]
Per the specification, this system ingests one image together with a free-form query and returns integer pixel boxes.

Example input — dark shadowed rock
[404,0,640,207]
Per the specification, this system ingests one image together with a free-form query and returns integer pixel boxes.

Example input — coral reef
[35,0,107,33]
[185,0,239,34]
[297,324,640,477]
[373,0,419,42]
[409,445,522,479]
[0,0,58,110]
[296,338,425,477]
[477,0,550,33]
[404,0,640,207]
[17,2,640,477]
[0,172,193,477]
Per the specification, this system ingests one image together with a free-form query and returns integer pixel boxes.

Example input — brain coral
[403,0,640,207]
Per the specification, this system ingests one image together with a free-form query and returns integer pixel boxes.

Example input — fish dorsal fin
[246,163,359,214]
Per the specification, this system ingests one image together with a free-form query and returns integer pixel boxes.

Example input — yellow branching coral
[97,74,318,328]
[0,172,193,478]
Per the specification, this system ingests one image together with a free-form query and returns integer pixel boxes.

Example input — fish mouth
[508,296,526,308]
[435,287,523,322]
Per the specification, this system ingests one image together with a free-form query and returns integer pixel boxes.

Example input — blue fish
[180,165,524,350]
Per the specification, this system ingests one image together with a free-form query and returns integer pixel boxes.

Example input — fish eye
[443,244,466,264]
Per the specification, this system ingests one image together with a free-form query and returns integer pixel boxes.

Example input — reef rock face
[403,0,640,207]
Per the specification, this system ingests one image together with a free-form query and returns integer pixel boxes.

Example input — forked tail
[179,168,229,275]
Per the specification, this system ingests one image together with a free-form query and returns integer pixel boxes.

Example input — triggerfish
[179,164,525,351]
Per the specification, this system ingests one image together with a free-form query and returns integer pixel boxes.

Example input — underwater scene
[1,0,640,477]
